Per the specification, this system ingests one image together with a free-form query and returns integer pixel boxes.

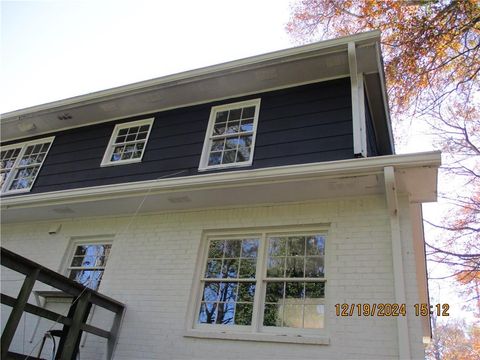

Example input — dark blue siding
[2,78,355,195]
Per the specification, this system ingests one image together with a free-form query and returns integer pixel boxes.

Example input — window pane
[223,149,237,164]
[236,147,251,162]
[238,259,256,278]
[220,282,238,302]
[305,256,324,277]
[224,240,241,257]
[287,237,305,256]
[205,259,222,278]
[199,302,217,324]
[235,303,253,325]
[283,305,303,328]
[306,235,325,255]
[216,302,235,324]
[237,283,255,302]
[222,258,239,278]
[228,109,242,121]
[265,282,284,303]
[208,152,222,166]
[69,270,103,290]
[305,282,325,299]
[285,257,304,278]
[139,125,150,132]
[213,124,226,136]
[115,135,126,144]
[211,139,224,152]
[225,121,240,134]
[268,237,286,256]
[242,106,255,118]
[208,240,224,258]
[225,138,239,150]
[202,282,220,302]
[267,257,285,277]
[285,282,304,300]
[263,303,282,326]
[241,239,258,258]
[215,111,228,123]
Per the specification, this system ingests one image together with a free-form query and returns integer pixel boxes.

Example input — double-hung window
[199,99,261,171]
[67,242,112,290]
[101,118,154,166]
[190,228,327,341]
[0,137,54,195]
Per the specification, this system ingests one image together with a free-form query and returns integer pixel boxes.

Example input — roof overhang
[0,151,440,223]
[1,30,392,152]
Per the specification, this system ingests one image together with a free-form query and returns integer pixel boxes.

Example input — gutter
[1,151,440,210]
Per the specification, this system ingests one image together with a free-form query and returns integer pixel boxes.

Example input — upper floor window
[0,137,54,195]
[199,99,261,171]
[101,118,154,167]
[67,242,112,290]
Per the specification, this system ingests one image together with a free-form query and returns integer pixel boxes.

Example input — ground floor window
[194,228,326,333]
[67,242,112,290]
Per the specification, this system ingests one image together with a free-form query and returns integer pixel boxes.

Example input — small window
[199,99,261,171]
[0,137,54,195]
[67,242,112,290]
[192,229,327,335]
[101,118,154,166]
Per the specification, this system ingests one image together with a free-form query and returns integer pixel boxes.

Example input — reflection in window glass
[264,235,326,329]
[202,100,260,169]
[197,232,326,331]
[199,238,259,325]
[68,243,112,290]
[1,138,53,194]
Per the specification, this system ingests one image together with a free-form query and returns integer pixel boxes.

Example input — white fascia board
[1,151,440,209]
[1,31,381,122]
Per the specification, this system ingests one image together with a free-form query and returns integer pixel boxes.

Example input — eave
[1,30,392,153]
[1,151,440,223]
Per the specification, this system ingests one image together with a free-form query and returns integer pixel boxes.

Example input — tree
[286,0,480,304]
[286,0,480,113]
[426,317,480,359]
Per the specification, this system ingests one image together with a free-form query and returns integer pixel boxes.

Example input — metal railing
[1,246,125,360]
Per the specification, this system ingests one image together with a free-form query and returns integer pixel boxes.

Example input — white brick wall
[1,195,426,359]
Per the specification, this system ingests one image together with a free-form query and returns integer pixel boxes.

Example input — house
[1,30,440,359]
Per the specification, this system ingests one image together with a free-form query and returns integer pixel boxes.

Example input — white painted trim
[2,30,380,121]
[1,136,55,195]
[348,42,368,157]
[384,166,411,359]
[100,118,154,167]
[183,329,330,345]
[198,98,261,171]
[0,151,441,209]
[358,73,367,157]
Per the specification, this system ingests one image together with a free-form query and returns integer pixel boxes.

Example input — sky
[1,1,468,322]
[1,0,292,113]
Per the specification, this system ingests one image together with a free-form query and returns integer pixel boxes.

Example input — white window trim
[198,98,261,171]
[64,238,113,290]
[185,226,329,344]
[1,136,55,195]
[100,118,154,167]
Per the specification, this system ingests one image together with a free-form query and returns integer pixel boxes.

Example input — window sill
[183,329,330,345]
